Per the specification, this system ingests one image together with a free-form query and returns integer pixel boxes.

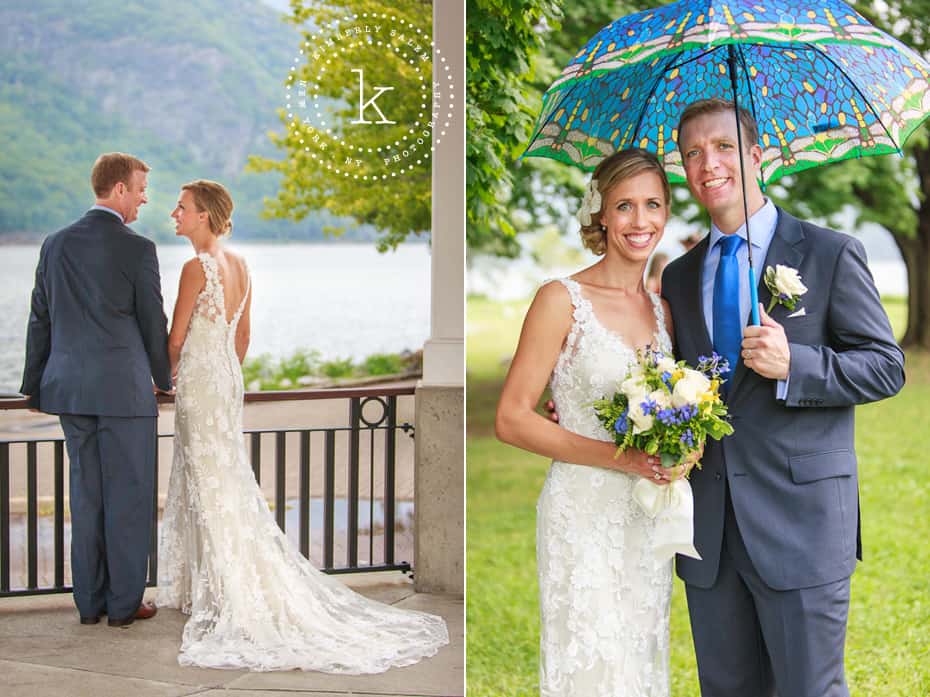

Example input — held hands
[742,304,790,380]
[546,399,683,484]
[623,449,679,484]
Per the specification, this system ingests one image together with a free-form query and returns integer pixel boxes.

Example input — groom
[662,99,905,696]
[21,152,172,627]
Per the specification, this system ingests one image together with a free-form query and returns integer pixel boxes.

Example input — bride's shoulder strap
[648,291,672,349]
[548,277,585,311]
[194,252,219,284]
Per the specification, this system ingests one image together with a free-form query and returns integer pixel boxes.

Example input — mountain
[0,0,377,242]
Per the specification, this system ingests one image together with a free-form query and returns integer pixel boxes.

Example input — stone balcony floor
[0,573,463,697]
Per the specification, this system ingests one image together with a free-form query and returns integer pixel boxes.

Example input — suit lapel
[678,237,714,361]
[728,208,807,397]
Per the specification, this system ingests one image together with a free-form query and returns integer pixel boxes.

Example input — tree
[466,0,561,256]
[468,0,930,349]
[249,0,433,251]
[467,0,670,257]
[774,0,930,350]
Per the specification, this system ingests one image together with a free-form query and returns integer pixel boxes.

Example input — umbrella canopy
[524,0,930,185]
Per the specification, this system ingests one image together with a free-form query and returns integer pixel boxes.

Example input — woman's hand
[620,449,669,484]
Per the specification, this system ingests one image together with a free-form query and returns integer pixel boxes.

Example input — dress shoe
[79,614,103,625]
[108,602,157,628]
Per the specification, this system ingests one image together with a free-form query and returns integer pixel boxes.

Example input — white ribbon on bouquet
[632,477,701,562]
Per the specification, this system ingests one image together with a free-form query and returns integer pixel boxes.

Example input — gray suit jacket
[20,210,172,417]
[662,207,904,591]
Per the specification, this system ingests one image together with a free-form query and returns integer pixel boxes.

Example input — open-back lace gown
[536,278,673,696]
[157,252,448,672]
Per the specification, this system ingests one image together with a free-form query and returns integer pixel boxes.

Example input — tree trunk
[898,143,930,351]
[890,223,930,351]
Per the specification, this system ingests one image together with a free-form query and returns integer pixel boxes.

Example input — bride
[495,149,686,696]
[156,179,448,672]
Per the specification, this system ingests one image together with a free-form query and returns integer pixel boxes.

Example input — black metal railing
[0,386,415,598]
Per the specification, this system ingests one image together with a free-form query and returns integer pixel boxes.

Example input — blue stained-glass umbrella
[524,0,930,324]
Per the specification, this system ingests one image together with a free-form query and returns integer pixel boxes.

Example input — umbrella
[524,0,930,324]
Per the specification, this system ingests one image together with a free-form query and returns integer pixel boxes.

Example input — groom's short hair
[677,98,760,149]
[91,153,150,197]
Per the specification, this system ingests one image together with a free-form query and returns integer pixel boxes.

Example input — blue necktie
[713,234,743,394]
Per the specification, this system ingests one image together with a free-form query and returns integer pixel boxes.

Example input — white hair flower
[576,178,602,227]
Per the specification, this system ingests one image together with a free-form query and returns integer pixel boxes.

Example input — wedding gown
[537,278,673,697]
[157,252,448,672]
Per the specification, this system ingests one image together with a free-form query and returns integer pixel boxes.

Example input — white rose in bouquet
[656,355,678,375]
[671,369,711,408]
[620,367,647,399]
[627,393,655,434]
[649,388,671,409]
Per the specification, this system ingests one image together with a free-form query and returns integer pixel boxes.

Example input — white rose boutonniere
[576,178,602,227]
[764,264,808,313]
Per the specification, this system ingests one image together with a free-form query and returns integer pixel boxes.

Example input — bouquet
[593,349,734,560]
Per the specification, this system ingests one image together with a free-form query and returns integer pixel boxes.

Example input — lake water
[0,243,431,394]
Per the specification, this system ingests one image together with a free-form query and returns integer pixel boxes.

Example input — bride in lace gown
[496,150,684,696]
[156,180,448,672]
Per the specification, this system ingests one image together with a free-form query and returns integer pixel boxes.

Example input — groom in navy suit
[21,153,173,627]
[662,99,905,696]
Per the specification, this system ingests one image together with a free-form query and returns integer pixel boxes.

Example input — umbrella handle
[748,268,760,326]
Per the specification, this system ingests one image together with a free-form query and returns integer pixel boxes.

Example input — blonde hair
[91,153,150,197]
[579,149,670,255]
[677,98,760,149]
[181,179,234,237]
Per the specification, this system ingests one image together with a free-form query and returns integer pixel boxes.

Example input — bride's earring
[599,224,607,232]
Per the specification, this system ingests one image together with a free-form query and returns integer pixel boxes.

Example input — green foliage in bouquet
[593,350,734,467]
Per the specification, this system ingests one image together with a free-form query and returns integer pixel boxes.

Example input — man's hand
[682,444,704,477]
[741,304,790,380]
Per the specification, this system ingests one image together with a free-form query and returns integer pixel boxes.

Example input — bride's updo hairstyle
[579,148,670,256]
[181,179,234,237]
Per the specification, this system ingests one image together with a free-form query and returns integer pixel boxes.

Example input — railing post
[54,441,64,589]
[384,396,397,565]
[251,432,262,485]
[324,430,335,570]
[299,431,311,559]
[0,443,9,593]
[275,432,286,532]
[27,442,37,590]
[348,398,360,568]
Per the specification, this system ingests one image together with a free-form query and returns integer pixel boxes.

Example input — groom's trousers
[60,415,156,621]
[685,486,851,697]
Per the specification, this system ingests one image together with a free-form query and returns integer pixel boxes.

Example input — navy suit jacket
[662,208,905,590]
[20,210,172,417]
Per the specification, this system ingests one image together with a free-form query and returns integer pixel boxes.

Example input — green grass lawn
[466,294,929,696]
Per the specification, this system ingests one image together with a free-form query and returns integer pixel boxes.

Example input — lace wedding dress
[157,253,448,672]
[537,278,674,696]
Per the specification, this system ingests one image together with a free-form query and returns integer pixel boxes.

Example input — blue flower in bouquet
[680,428,695,447]
[660,371,674,390]
[614,409,629,435]
[640,397,658,416]
[656,408,678,426]
[698,352,731,378]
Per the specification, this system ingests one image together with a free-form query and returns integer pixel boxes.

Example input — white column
[413,0,464,594]
[421,0,464,388]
